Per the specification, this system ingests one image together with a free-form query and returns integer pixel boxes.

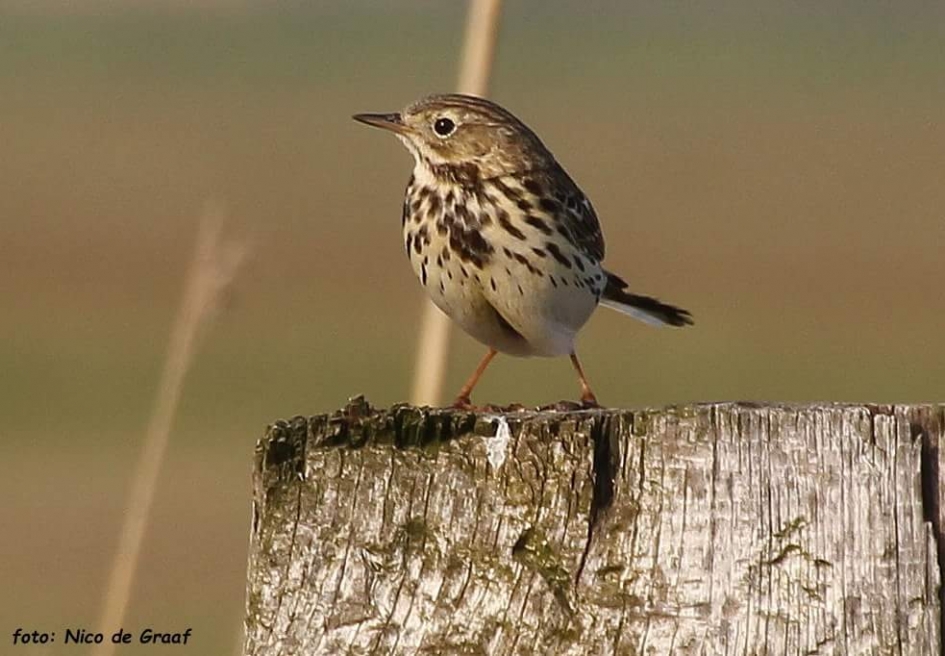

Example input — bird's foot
[537,397,603,412]
[580,393,601,409]
[451,397,527,413]
[484,402,526,413]
[451,395,475,410]
[540,400,585,412]
[451,396,499,412]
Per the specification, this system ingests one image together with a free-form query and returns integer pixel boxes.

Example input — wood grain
[244,399,943,655]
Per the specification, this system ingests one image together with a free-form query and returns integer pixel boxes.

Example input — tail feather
[600,271,693,327]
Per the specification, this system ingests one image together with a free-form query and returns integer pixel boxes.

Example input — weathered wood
[244,399,944,655]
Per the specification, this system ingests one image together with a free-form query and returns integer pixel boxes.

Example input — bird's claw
[451,395,474,410]
[580,395,602,409]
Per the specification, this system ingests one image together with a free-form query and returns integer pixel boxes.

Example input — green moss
[305,399,491,453]
[764,543,804,566]
[800,583,824,601]
[670,405,700,420]
[418,642,487,656]
[399,518,432,553]
[512,528,574,616]
[773,516,808,540]
[595,563,624,577]
[444,552,466,577]
[631,411,650,436]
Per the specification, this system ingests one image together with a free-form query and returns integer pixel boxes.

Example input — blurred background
[2,1,943,653]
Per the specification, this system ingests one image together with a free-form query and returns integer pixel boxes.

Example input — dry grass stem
[92,204,249,656]
[409,0,505,406]
[456,0,505,95]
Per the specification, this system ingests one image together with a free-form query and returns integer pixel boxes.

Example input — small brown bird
[354,94,691,408]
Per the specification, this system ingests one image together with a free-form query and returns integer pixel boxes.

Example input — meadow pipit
[354,94,692,408]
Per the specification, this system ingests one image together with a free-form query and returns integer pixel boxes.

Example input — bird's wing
[541,166,605,263]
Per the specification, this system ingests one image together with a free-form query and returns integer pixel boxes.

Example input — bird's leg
[452,348,498,409]
[569,352,600,407]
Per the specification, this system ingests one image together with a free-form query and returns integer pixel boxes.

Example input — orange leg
[569,353,600,407]
[452,348,498,409]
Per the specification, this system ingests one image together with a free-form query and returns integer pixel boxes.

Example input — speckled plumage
[354,94,691,406]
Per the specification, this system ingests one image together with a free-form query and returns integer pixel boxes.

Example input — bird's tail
[599,271,693,327]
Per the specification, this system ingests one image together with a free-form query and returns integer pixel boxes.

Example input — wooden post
[243,399,943,655]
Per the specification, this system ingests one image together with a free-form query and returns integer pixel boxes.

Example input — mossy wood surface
[244,399,943,655]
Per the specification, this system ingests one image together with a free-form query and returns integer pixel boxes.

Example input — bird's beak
[352,112,408,134]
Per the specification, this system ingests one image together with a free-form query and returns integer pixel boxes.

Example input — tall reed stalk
[409,0,505,406]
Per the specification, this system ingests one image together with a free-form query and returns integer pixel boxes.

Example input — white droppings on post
[485,415,511,470]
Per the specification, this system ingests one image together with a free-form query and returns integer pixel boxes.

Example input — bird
[353,93,691,409]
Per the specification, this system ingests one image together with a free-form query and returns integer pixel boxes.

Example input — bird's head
[353,94,554,180]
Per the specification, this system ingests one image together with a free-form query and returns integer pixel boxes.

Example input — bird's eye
[433,117,456,137]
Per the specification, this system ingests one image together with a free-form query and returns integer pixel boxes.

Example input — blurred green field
[2,2,944,653]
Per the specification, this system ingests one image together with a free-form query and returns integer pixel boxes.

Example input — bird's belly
[403,222,601,357]
[483,255,601,356]
[404,227,532,355]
